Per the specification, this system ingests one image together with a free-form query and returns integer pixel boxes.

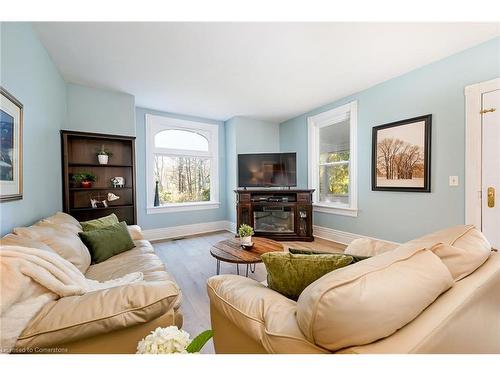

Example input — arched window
[154,129,209,152]
[146,115,219,212]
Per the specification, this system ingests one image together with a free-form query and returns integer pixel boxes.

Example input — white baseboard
[143,220,397,246]
[142,220,233,242]
[313,225,399,246]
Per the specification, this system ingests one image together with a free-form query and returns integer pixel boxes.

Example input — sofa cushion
[406,225,491,281]
[345,238,399,257]
[40,212,82,234]
[80,213,119,232]
[15,281,180,349]
[13,223,91,273]
[0,233,55,252]
[296,244,453,351]
[78,221,135,264]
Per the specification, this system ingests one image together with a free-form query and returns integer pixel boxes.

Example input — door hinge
[480,108,496,114]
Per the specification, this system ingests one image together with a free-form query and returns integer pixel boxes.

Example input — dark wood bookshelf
[61,130,137,224]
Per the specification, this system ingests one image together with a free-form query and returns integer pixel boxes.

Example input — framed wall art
[1,87,23,202]
[372,114,431,192]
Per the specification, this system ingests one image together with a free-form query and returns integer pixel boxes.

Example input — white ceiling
[34,22,499,123]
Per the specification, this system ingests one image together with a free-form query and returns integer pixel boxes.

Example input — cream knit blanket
[0,245,143,353]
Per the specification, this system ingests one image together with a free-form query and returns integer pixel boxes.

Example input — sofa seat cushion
[407,225,492,281]
[13,222,91,273]
[15,281,180,349]
[296,244,454,352]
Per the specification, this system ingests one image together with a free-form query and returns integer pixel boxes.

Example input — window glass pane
[319,163,350,205]
[155,129,209,152]
[318,119,350,205]
[154,155,211,204]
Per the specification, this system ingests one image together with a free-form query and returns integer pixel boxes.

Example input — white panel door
[482,89,500,249]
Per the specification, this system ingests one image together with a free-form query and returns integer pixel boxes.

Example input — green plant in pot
[96,145,113,165]
[73,172,96,188]
[238,224,254,247]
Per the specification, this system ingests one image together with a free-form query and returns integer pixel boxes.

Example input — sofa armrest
[16,280,180,350]
[207,275,327,353]
[127,225,144,241]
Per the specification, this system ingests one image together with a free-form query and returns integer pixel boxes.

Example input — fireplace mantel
[235,189,314,242]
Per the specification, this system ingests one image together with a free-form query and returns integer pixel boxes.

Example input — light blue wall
[0,23,67,235]
[135,107,227,229]
[280,37,500,242]
[66,83,135,136]
[224,116,280,223]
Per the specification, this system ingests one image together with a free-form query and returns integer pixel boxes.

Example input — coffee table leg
[216,259,220,275]
[250,263,256,273]
[236,264,239,275]
[246,264,249,277]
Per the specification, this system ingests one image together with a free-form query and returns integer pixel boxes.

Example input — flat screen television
[238,152,297,188]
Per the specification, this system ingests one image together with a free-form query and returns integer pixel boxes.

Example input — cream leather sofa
[1,212,182,354]
[207,225,499,354]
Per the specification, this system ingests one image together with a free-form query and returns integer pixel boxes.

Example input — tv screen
[238,153,297,187]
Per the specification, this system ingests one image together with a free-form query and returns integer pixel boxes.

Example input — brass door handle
[488,187,495,208]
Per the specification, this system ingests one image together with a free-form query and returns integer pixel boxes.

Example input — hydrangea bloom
[137,326,192,354]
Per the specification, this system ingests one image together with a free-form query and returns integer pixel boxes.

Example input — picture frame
[372,114,431,192]
[1,87,23,202]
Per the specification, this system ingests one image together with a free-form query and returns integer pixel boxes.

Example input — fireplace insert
[253,206,294,233]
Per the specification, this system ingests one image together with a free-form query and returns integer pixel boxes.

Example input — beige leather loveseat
[1,212,182,354]
[207,225,499,354]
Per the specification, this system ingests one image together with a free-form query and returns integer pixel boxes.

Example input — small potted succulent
[73,172,96,188]
[96,145,113,165]
[238,224,254,247]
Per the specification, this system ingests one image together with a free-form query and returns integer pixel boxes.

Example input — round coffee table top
[210,237,283,264]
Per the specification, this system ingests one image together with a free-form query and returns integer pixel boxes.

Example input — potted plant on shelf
[238,224,254,247]
[96,145,112,165]
[73,172,96,188]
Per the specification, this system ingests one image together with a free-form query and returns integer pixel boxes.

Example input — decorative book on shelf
[61,130,137,224]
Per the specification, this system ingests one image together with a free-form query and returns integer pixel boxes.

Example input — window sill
[147,201,220,214]
[313,203,358,217]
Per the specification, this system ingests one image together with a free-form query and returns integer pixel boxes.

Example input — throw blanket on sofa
[0,245,143,353]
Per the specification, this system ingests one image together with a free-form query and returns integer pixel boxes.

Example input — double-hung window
[146,114,219,213]
[308,101,358,216]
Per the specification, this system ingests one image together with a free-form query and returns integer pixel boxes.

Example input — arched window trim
[145,114,220,213]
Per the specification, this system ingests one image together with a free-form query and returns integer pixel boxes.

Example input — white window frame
[308,101,358,217]
[145,114,220,214]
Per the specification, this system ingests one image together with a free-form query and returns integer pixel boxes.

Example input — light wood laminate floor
[153,231,345,353]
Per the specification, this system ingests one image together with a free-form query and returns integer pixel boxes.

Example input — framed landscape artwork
[0,87,23,202]
[372,114,431,192]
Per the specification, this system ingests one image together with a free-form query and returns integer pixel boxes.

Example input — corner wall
[0,23,67,235]
[224,116,280,223]
[279,37,500,242]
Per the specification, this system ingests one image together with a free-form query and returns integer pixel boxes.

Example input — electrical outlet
[449,176,459,187]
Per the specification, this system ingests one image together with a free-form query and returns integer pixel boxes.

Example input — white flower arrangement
[137,326,213,354]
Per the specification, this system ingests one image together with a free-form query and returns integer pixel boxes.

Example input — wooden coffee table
[210,237,283,277]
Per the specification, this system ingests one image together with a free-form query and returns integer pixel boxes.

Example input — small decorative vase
[240,236,252,246]
[81,181,92,188]
[98,154,109,165]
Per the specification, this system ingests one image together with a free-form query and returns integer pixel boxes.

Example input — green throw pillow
[80,213,119,232]
[78,221,134,264]
[261,251,354,301]
[289,248,370,263]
